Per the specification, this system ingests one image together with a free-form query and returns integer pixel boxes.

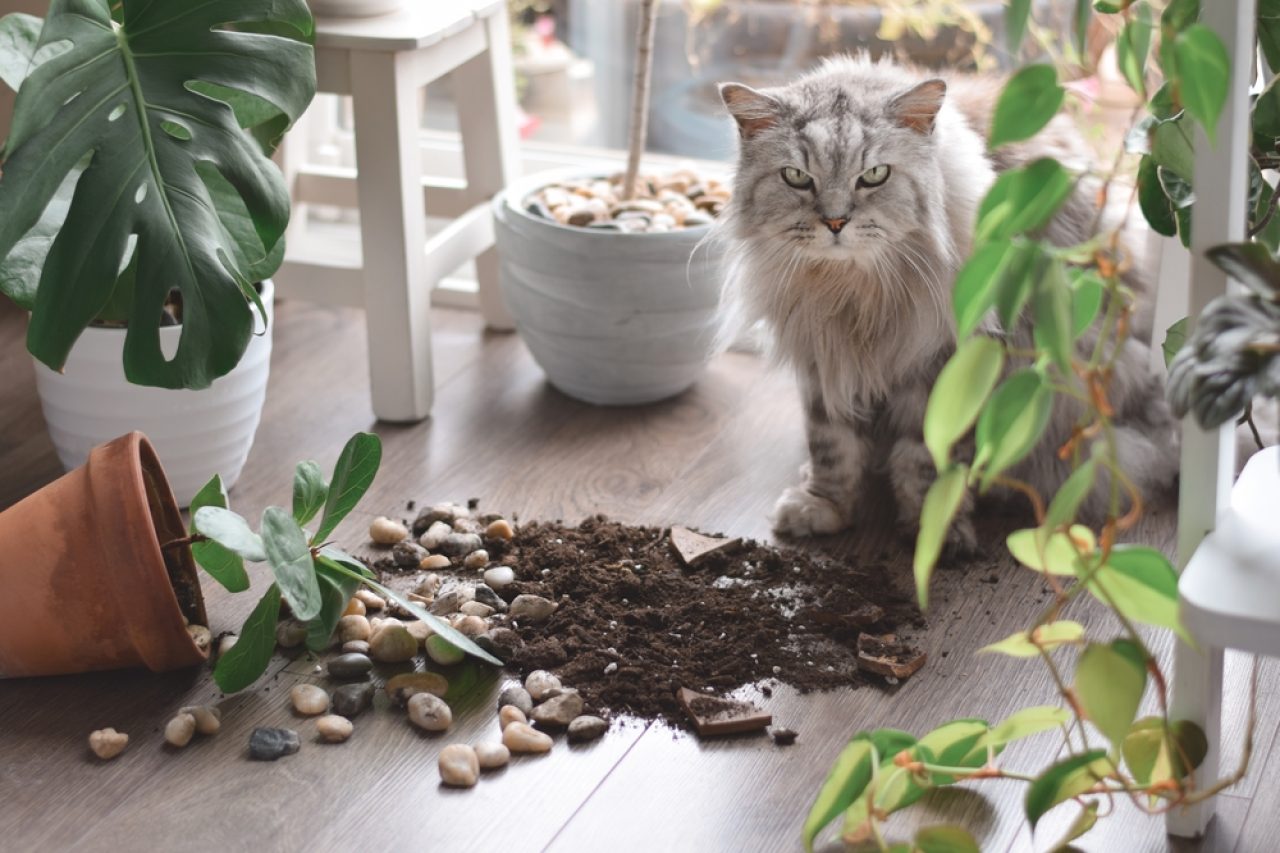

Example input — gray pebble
[327,653,373,680]
[473,584,508,612]
[331,682,375,718]
[412,503,460,535]
[249,727,300,761]
[530,691,584,727]
[440,532,483,557]
[509,594,558,622]
[342,640,370,655]
[498,685,534,715]
[392,541,427,568]
[429,586,474,616]
[567,715,608,743]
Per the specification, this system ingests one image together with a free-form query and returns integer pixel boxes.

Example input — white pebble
[369,623,418,663]
[369,516,408,544]
[509,594,558,622]
[179,705,221,736]
[503,722,553,754]
[290,684,330,716]
[483,566,516,589]
[89,728,128,760]
[438,743,479,787]
[475,742,510,769]
[525,669,561,701]
[316,714,353,743]
[408,693,453,732]
[217,634,238,657]
[418,520,453,550]
[460,601,494,618]
[338,614,371,644]
[499,705,527,730]
[355,589,386,610]
[604,662,618,675]
[463,550,489,570]
[164,713,196,748]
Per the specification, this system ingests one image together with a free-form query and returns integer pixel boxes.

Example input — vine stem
[160,533,206,551]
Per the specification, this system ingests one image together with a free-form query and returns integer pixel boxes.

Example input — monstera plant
[0,0,317,505]
[0,0,314,389]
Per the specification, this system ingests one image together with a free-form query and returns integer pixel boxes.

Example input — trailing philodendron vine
[178,432,501,693]
[804,1,1259,850]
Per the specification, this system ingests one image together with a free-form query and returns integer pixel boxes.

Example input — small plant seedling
[186,432,501,693]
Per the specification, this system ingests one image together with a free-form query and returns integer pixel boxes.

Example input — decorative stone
[438,744,479,787]
[406,620,432,645]
[316,715,353,743]
[475,742,510,769]
[342,640,370,655]
[419,554,451,571]
[473,584,508,612]
[440,532,483,557]
[604,662,618,676]
[426,634,466,666]
[530,691,584,727]
[290,684,330,716]
[459,601,494,618]
[249,727,300,761]
[463,550,489,570]
[509,594,558,623]
[186,624,212,654]
[429,587,474,615]
[164,713,196,747]
[482,566,516,590]
[415,573,442,598]
[392,541,428,568]
[342,597,366,617]
[524,670,561,701]
[369,516,409,544]
[89,728,128,760]
[355,589,386,610]
[418,520,453,549]
[338,614,371,644]
[407,692,453,732]
[502,722,553,754]
[567,715,608,743]
[385,672,449,707]
[332,682,374,718]
[456,615,487,637]
[499,705,527,730]
[498,685,534,715]
[180,705,222,736]
[413,504,460,536]
[217,634,238,657]
[485,519,514,540]
[452,517,482,534]
[276,620,307,648]
[369,624,418,663]
[327,653,373,680]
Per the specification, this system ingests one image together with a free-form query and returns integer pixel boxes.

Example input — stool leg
[1166,640,1224,838]
[454,10,519,331]
[349,50,434,422]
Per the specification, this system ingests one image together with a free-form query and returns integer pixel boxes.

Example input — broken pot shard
[855,633,927,680]
[677,687,771,737]
[669,526,742,567]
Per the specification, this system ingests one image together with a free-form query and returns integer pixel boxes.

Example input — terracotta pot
[0,433,209,678]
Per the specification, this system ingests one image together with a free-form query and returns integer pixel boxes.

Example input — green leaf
[914,826,980,853]
[913,464,969,609]
[917,719,990,784]
[1204,242,1280,299]
[923,337,1005,470]
[1094,1,1123,12]
[1157,165,1195,209]
[994,241,1048,329]
[1076,639,1147,746]
[1151,118,1195,182]
[312,432,382,545]
[292,460,328,526]
[805,730,916,851]
[213,584,280,693]
[975,369,1053,489]
[0,159,81,309]
[985,705,1073,748]
[989,65,1065,149]
[1115,5,1152,97]
[1087,545,1191,642]
[1033,260,1074,372]
[977,159,1075,242]
[1007,525,1097,575]
[1073,0,1090,54]
[1051,802,1100,851]
[0,13,42,93]
[1043,459,1097,533]
[1005,0,1032,54]
[1253,77,1280,140]
[1261,0,1280,73]
[188,475,249,593]
[305,556,361,652]
[261,506,322,621]
[193,505,266,562]
[1122,717,1209,787]
[0,0,316,390]
[1161,0,1200,33]
[1162,317,1188,368]
[1137,155,1177,237]
[982,622,1085,657]
[1024,749,1111,827]
[1069,271,1105,338]
[953,240,1010,338]
[1172,25,1229,142]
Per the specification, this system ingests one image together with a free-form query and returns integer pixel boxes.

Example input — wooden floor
[0,297,1275,853]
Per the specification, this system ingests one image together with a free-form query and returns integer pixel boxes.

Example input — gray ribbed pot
[493,170,724,406]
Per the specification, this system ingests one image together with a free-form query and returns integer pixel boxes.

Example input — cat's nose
[821,217,848,234]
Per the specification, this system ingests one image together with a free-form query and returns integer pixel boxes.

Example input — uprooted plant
[804,1,1256,850]
[174,432,500,693]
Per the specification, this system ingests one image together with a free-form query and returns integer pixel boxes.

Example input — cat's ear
[720,83,781,140]
[889,79,947,135]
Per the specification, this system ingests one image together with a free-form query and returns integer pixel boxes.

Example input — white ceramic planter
[32,280,275,508]
[307,0,406,18]
[493,170,724,406]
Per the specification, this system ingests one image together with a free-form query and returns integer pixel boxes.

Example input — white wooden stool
[276,1,518,422]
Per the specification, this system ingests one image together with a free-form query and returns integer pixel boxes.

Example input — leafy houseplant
[186,432,501,693]
[0,0,316,503]
[802,1,1252,850]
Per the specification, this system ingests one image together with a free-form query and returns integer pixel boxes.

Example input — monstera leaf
[0,0,314,389]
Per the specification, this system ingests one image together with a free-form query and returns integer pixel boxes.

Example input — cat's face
[721,73,946,265]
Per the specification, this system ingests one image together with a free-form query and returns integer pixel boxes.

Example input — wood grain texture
[0,296,1272,852]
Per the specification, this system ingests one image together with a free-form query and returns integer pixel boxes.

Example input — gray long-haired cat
[717,55,1178,547]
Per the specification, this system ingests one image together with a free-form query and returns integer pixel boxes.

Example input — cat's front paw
[772,487,849,537]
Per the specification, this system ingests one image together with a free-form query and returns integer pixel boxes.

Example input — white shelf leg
[349,49,435,422]
[1167,0,1253,837]
[453,10,519,331]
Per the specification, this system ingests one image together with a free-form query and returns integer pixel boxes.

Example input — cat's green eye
[858,164,891,188]
[781,166,814,189]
